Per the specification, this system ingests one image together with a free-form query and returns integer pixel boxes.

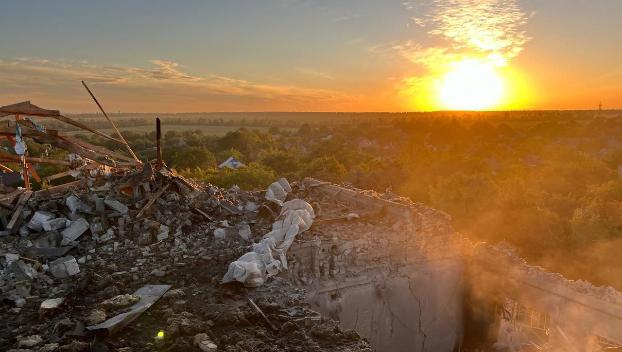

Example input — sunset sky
[1,0,620,112]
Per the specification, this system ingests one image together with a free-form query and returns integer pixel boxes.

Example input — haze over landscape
[1,0,621,112]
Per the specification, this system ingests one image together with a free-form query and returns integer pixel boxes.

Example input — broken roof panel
[0,101,60,117]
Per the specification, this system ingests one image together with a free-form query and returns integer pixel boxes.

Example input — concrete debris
[104,197,129,215]
[0,102,370,351]
[60,218,89,245]
[87,284,171,334]
[14,163,605,351]
[40,298,64,310]
[85,309,107,325]
[157,224,169,241]
[8,259,38,281]
[27,211,55,232]
[17,334,42,348]
[237,222,252,240]
[194,333,218,351]
[42,217,69,231]
[100,294,140,308]
[48,256,80,278]
[66,195,92,214]
[213,228,227,241]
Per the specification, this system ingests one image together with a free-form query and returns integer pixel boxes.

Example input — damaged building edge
[290,178,622,352]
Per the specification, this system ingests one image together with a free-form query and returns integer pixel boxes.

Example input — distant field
[68,124,289,136]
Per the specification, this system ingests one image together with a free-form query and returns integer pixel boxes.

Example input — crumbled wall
[286,178,465,352]
[468,244,622,351]
[288,179,622,352]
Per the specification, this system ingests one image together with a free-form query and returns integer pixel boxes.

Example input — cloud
[295,67,334,80]
[0,58,358,112]
[426,0,530,60]
[394,0,531,109]
[403,0,530,66]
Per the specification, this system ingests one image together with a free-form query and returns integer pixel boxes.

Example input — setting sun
[438,59,505,110]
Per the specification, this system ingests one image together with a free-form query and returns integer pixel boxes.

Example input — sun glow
[438,59,505,110]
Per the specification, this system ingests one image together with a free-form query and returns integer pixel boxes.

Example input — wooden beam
[6,190,32,233]
[34,179,86,199]
[81,81,141,164]
[136,183,170,218]
[62,134,137,164]
[54,114,124,144]
[0,150,72,166]
[44,169,75,183]
[0,163,13,172]
[156,117,162,168]
[0,125,137,168]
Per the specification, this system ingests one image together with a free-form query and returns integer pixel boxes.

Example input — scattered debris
[49,256,80,278]
[40,298,64,310]
[87,285,171,334]
[248,297,279,331]
[193,333,218,352]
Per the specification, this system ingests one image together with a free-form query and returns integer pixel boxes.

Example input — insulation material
[265,178,292,205]
[222,199,315,287]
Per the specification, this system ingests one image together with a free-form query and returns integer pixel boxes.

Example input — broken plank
[0,162,13,172]
[53,114,124,144]
[136,183,170,218]
[62,134,138,164]
[6,190,33,233]
[248,298,279,331]
[0,150,72,166]
[35,179,86,199]
[81,81,141,164]
[44,170,75,183]
[0,189,24,204]
[193,207,213,221]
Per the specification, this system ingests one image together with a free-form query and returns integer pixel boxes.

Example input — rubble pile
[0,101,370,351]
[0,167,371,352]
[474,243,622,304]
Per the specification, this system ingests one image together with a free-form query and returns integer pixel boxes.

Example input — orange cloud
[0,58,359,112]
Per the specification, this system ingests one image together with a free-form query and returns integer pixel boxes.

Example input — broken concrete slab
[8,259,38,281]
[17,334,42,348]
[48,256,80,279]
[66,195,92,214]
[104,198,129,215]
[213,228,227,240]
[42,218,68,231]
[87,284,170,334]
[157,224,169,241]
[238,222,251,240]
[40,298,64,310]
[27,211,55,232]
[60,218,89,245]
[194,333,218,352]
[98,228,115,243]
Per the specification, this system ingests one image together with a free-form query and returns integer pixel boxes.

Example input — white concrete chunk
[61,218,90,244]
[28,211,55,232]
[49,256,80,278]
[104,198,129,214]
